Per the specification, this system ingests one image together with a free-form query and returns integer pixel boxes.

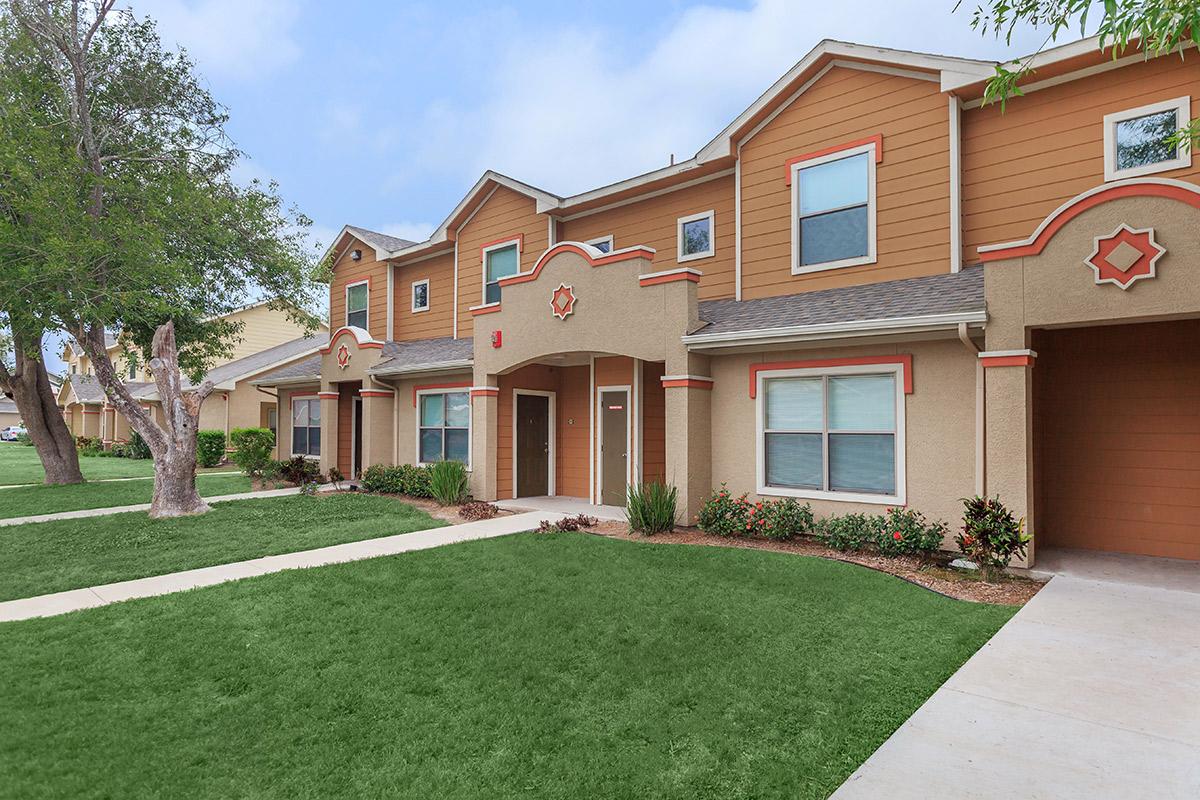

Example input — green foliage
[697,485,814,540]
[359,464,433,498]
[196,430,226,468]
[815,513,878,552]
[127,432,151,460]
[277,457,322,486]
[625,481,678,535]
[75,436,104,457]
[109,441,129,458]
[229,428,276,477]
[428,460,469,506]
[815,508,948,558]
[957,496,1030,580]
[15,432,32,446]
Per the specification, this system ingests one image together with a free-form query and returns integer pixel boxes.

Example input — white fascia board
[367,359,475,377]
[217,347,324,389]
[250,374,322,387]
[682,310,988,348]
[429,171,560,244]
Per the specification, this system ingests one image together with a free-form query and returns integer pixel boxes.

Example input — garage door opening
[1032,319,1200,561]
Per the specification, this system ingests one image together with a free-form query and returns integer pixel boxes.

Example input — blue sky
[45,0,1052,374]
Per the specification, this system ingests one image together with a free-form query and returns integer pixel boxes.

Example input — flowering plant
[696,486,813,540]
[956,495,1030,581]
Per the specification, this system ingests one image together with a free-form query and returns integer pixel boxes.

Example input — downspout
[958,322,984,496]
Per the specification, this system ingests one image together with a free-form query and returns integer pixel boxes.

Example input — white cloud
[381,221,436,244]
[127,0,301,82]
[413,0,1046,195]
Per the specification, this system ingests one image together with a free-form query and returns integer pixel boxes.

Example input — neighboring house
[0,398,21,430]
[254,36,1200,565]
[58,304,327,449]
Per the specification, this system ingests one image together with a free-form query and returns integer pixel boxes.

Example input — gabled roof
[250,354,322,386]
[135,334,328,399]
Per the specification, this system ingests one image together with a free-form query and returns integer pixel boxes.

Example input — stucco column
[469,380,499,502]
[359,388,394,470]
[82,407,101,438]
[318,387,339,475]
[664,383,712,525]
[983,359,1037,567]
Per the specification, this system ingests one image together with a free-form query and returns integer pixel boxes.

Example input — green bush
[15,432,32,446]
[697,485,751,536]
[815,513,878,552]
[278,456,322,485]
[816,508,948,558]
[196,430,226,468]
[127,432,151,459]
[109,441,129,458]
[625,481,678,535]
[428,460,469,505]
[75,436,104,456]
[956,495,1030,581]
[697,485,813,540]
[401,464,432,497]
[359,463,435,498]
[756,498,815,541]
[230,427,276,477]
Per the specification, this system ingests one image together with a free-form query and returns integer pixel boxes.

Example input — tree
[1,1,320,516]
[962,0,1200,149]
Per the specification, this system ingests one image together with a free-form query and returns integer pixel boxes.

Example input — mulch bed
[582,520,1044,606]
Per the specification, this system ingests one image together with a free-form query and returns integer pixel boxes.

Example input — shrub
[110,441,129,458]
[877,507,948,558]
[196,430,226,468]
[536,514,598,533]
[428,460,469,505]
[697,485,751,536]
[625,481,678,535]
[697,486,814,540]
[278,456,322,485]
[815,513,879,552]
[328,467,344,490]
[401,464,432,498]
[299,480,321,496]
[459,501,499,521]
[756,498,815,541]
[360,463,435,498]
[15,432,32,446]
[127,432,151,459]
[957,495,1030,581]
[75,436,104,456]
[230,427,276,477]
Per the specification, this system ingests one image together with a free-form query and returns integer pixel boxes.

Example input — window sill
[757,484,902,506]
[411,306,430,314]
[791,254,875,276]
[678,250,715,264]
[1104,157,1191,182]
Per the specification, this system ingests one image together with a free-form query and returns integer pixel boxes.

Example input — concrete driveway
[833,550,1200,799]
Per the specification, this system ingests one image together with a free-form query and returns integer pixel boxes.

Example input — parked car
[1,425,27,441]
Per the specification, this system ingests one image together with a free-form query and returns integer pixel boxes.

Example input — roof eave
[683,310,987,350]
[367,358,474,378]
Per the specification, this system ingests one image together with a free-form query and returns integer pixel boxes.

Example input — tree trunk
[0,330,83,485]
[77,321,212,518]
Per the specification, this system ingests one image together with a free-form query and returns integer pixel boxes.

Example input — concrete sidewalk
[832,551,1200,799]
[0,471,240,490]
[0,510,557,622]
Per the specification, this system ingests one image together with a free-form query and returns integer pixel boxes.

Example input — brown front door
[516,393,550,497]
[600,390,628,507]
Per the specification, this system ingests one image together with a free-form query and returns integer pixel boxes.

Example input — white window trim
[789,142,878,275]
[595,384,633,504]
[755,363,905,505]
[585,235,614,253]
[512,388,556,499]
[411,278,430,313]
[676,210,716,263]
[1103,95,1192,181]
[481,237,523,304]
[344,279,369,330]
[415,388,472,470]
[289,395,322,460]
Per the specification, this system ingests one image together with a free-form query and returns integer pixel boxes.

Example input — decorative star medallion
[1085,224,1165,290]
[336,343,351,369]
[550,283,576,320]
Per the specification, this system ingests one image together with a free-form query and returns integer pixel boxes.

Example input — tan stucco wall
[0,410,22,429]
[709,338,977,537]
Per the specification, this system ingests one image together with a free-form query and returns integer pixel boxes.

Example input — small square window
[1103,96,1191,181]
[411,279,430,313]
[677,211,714,262]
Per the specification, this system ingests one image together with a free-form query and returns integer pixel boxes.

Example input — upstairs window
[483,239,521,305]
[1104,96,1191,181]
[345,281,368,329]
[411,279,430,313]
[586,235,614,254]
[418,391,470,466]
[677,211,715,262]
[791,142,876,274]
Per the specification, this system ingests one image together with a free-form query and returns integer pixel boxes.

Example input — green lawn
[1,533,1015,799]
[0,493,444,601]
[0,441,233,485]
[0,472,252,520]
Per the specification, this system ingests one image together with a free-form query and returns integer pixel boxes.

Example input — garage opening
[1032,319,1200,560]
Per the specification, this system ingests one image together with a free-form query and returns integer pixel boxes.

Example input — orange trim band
[470,388,499,399]
[412,381,471,407]
[662,378,713,390]
[320,327,384,354]
[784,134,883,184]
[81,410,101,415]
[498,243,655,288]
[470,304,502,316]
[980,355,1036,368]
[749,354,913,398]
[359,390,394,398]
[316,392,339,400]
[979,182,1200,262]
[480,233,524,255]
[639,272,700,287]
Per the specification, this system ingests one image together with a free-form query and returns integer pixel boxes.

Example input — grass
[0,473,252,520]
[0,493,444,601]
[0,532,1016,799]
[0,441,232,485]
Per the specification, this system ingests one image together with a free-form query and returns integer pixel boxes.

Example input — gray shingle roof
[0,398,18,415]
[66,374,106,404]
[252,354,322,386]
[346,226,417,254]
[694,266,984,338]
[187,334,327,389]
[370,337,474,376]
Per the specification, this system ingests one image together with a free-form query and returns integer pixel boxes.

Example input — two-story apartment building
[60,302,327,452]
[256,36,1200,565]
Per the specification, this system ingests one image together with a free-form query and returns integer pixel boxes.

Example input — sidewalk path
[0,510,557,622]
[0,471,241,490]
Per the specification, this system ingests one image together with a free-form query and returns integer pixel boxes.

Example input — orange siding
[455,185,550,338]
[561,173,737,300]
[962,54,1200,261]
[330,239,389,341]
[556,366,590,499]
[739,66,951,299]
[392,251,456,342]
[1033,321,1200,561]
[641,361,666,483]
[497,365,558,499]
[336,381,359,476]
